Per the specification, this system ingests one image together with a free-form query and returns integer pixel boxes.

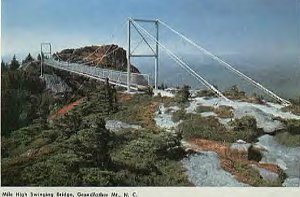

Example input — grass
[274,132,300,147]
[190,139,285,187]
[214,105,234,118]
[109,94,160,129]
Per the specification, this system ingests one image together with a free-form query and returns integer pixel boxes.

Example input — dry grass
[111,94,160,129]
[214,105,234,118]
[188,138,284,186]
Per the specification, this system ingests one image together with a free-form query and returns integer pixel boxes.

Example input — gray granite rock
[255,134,300,187]
[105,120,141,132]
[181,151,249,187]
[230,142,252,152]
[251,164,279,182]
[283,178,300,187]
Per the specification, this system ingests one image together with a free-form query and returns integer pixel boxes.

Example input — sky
[1,0,300,62]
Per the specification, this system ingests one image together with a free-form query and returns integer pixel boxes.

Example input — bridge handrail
[44,58,149,87]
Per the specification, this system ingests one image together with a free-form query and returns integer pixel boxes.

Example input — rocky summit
[53,44,140,73]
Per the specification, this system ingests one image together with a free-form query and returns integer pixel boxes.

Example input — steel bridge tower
[127,18,159,92]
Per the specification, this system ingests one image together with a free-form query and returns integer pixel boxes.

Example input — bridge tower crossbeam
[127,18,159,92]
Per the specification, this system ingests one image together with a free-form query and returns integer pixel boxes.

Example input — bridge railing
[44,58,149,88]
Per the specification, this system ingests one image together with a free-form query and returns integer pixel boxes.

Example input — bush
[214,105,234,118]
[178,114,262,143]
[223,85,246,100]
[275,132,300,147]
[285,119,300,135]
[195,89,216,98]
[229,116,257,131]
[196,105,214,113]
[175,85,190,103]
[172,109,187,122]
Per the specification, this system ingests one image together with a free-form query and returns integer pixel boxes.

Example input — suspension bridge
[40,18,291,105]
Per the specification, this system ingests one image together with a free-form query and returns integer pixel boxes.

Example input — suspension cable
[130,18,229,100]
[158,20,290,105]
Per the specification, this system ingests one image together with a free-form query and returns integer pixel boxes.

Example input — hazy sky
[1,0,300,61]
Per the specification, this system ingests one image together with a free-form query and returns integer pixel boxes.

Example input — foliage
[9,55,20,70]
[178,114,262,143]
[172,109,187,122]
[229,116,257,131]
[2,80,190,186]
[195,105,214,113]
[283,98,300,115]
[282,119,300,135]
[22,53,35,64]
[214,105,234,118]
[195,89,216,98]
[175,85,190,103]
[223,85,246,100]
[145,86,154,96]
[274,132,300,147]
[1,68,47,135]
[110,94,158,128]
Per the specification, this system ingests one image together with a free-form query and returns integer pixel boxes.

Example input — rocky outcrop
[43,74,72,94]
[53,44,140,73]
[105,120,141,132]
[181,151,249,186]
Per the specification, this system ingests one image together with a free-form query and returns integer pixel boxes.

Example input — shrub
[196,105,214,113]
[195,89,216,98]
[275,132,300,147]
[214,105,234,118]
[229,116,257,131]
[178,114,262,143]
[172,109,187,122]
[285,119,300,135]
[175,85,190,103]
[223,85,246,100]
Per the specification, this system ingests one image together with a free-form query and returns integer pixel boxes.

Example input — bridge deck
[44,58,149,90]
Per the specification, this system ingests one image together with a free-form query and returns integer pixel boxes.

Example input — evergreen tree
[37,54,41,61]
[9,55,20,70]
[23,53,34,64]
[1,60,8,72]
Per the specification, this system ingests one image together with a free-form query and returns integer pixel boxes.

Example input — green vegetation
[223,85,265,104]
[109,94,159,129]
[229,116,257,131]
[175,85,190,103]
[214,105,234,118]
[273,118,300,146]
[1,58,50,136]
[1,68,190,186]
[284,119,300,135]
[195,89,216,98]
[172,109,187,122]
[195,105,214,113]
[283,97,300,115]
[177,114,262,143]
[275,132,300,147]
[224,85,246,100]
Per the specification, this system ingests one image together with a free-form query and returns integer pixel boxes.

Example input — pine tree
[23,53,34,64]
[9,55,20,70]
[1,60,8,72]
[37,54,41,61]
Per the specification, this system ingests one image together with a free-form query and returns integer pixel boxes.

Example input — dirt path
[48,98,85,120]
